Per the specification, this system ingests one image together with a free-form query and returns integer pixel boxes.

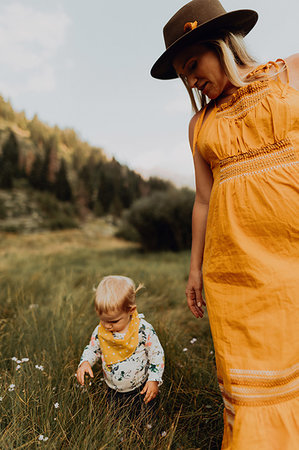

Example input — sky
[0,0,298,189]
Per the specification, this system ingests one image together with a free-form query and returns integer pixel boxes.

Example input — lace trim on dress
[216,59,290,119]
[219,138,298,184]
[216,80,270,119]
[218,362,299,408]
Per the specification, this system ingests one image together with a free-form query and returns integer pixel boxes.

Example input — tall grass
[0,229,223,449]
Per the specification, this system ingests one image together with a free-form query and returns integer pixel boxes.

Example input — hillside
[0,95,173,232]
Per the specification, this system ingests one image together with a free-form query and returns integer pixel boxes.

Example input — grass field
[0,220,223,449]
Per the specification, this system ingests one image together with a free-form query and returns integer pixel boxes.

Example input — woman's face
[173,43,231,100]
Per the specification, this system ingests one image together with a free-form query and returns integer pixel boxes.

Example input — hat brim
[151,9,258,80]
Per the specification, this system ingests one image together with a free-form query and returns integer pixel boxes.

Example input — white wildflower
[190,338,197,344]
[16,365,21,371]
[29,304,39,309]
[183,348,188,352]
[38,435,49,442]
[210,350,213,354]
[35,365,44,371]
[54,402,59,409]
[205,404,212,409]
[0,397,3,401]
[11,357,17,362]
[8,384,15,391]
[21,358,29,362]
[146,423,152,429]
[161,431,167,437]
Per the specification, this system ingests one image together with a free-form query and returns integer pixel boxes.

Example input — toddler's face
[99,308,134,333]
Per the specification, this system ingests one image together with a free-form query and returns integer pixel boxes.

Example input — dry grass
[0,218,138,257]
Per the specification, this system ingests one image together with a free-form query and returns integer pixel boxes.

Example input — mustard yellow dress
[193,60,299,449]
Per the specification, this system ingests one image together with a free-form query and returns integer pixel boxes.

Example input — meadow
[0,220,223,449]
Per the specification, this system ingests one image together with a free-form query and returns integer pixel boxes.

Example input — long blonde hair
[180,33,259,112]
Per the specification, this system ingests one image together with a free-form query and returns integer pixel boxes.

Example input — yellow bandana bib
[98,310,140,365]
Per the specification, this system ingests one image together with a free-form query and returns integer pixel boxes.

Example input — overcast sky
[0,0,298,188]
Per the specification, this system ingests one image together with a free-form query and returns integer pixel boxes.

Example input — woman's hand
[185,270,206,318]
[140,381,159,404]
[76,361,94,385]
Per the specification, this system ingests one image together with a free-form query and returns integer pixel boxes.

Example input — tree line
[0,95,195,250]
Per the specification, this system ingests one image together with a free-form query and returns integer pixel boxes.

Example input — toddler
[77,275,164,411]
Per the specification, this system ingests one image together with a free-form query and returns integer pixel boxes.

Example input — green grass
[0,227,223,449]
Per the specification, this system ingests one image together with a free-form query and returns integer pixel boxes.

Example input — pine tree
[28,154,43,189]
[54,159,72,201]
[0,131,21,188]
[0,159,14,188]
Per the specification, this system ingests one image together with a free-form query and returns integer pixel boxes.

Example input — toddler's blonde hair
[95,275,143,314]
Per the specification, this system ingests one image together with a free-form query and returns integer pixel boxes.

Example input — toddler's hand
[140,381,159,404]
[76,361,94,385]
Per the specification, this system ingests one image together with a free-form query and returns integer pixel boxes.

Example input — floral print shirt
[79,314,165,393]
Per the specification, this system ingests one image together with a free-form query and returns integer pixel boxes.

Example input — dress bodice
[193,60,299,184]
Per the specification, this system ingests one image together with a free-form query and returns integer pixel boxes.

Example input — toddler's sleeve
[145,324,165,385]
[78,326,101,368]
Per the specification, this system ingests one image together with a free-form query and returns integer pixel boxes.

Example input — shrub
[123,188,195,251]
[45,214,78,230]
[116,220,141,242]
[35,192,78,230]
[0,198,7,219]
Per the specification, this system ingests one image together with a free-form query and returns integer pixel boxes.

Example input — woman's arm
[186,112,213,318]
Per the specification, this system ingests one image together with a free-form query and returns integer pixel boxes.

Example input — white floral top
[79,314,165,393]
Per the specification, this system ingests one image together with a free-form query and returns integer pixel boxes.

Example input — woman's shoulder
[247,55,299,91]
[285,53,299,68]
[189,103,214,148]
[189,106,208,143]
[285,54,299,90]
[189,107,207,131]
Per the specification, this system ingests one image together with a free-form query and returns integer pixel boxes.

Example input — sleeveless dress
[193,60,299,449]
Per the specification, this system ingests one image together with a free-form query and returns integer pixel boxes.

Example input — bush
[35,192,78,230]
[45,214,78,230]
[123,188,195,251]
[116,220,141,242]
[0,198,7,219]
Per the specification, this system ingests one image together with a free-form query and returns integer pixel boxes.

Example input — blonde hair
[95,275,144,314]
[180,33,258,112]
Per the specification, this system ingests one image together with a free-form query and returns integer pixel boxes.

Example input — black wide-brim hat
[151,0,258,80]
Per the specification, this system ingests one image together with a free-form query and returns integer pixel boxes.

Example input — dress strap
[275,58,290,97]
[247,59,289,98]
[192,105,207,156]
[246,60,280,78]
[192,104,216,156]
